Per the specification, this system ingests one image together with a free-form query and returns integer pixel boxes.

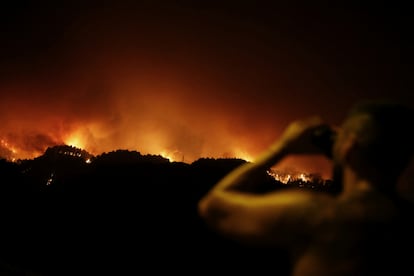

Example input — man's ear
[340,133,358,164]
[341,134,363,170]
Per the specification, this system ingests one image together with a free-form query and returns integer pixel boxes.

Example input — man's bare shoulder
[262,188,336,212]
[254,189,337,245]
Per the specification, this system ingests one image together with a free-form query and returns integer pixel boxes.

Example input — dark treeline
[0,145,337,276]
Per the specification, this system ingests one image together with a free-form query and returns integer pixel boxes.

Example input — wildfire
[159,149,184,162]
[0,138,18,161]
[267,169,314,184]
[1,139,17,154]
[64,132,85,150]
[231,149,253,162]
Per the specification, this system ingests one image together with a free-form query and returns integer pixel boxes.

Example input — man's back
[292,190,411,276]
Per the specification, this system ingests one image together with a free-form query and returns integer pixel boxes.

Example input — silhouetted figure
[198,100,414,275]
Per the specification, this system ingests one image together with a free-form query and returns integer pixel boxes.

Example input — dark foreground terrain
[0,146,339,275]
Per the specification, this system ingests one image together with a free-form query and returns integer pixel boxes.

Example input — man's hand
[275,116,331,155]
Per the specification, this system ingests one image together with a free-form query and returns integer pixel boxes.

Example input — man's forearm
[213,140,287,193]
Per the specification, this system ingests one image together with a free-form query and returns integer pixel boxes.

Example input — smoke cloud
[0,2,410,178]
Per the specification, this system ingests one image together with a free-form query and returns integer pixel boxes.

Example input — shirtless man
[198,100,414,275]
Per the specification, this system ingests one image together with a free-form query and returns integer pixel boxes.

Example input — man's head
[333,100,414,190]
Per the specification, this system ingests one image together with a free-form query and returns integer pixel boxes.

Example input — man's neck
[340,166,375,198]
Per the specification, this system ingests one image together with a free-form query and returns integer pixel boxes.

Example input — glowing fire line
[267,170,313,184]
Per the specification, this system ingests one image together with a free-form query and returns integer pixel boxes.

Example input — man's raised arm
[198,116,332,246]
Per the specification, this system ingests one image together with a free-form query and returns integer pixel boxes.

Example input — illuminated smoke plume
[1,3,292,165]
[2,2,407,179]
[0,70,274,164]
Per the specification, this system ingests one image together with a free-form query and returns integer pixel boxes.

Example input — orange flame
[64,133,85,149]
[267,170,315,184]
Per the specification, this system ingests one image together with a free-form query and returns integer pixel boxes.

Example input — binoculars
[311,125,337,158]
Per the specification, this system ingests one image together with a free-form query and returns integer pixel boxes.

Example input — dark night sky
[0,1,413,176]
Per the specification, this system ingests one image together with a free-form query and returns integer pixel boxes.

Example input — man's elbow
[198,193,225,228]
[198,195,212,221]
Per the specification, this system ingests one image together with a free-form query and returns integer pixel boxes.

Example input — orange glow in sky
[0,2,410,180]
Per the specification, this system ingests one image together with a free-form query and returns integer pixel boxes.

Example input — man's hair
[346,99,414,181]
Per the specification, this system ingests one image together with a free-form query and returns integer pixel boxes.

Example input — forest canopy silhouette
[0,145,340,275]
